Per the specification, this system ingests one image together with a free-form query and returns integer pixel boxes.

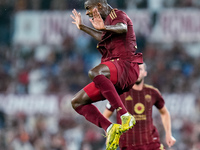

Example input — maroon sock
[93,75,127,116]
[75,104,112,131]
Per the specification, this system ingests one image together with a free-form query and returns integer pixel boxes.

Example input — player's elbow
[118,24,127,34]
[121,26,127,33]
[71,97,82,110]
[71,98,78,109]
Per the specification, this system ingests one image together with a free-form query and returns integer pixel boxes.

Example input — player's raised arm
[90,8,127,34]
[71,9,103,41]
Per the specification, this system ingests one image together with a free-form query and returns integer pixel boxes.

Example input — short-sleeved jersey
[106,84,165,147]
[97,9,143,63]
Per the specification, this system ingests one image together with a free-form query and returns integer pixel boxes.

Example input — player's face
[84,0,97,18]
[85,0,105,19]
[136,64,147,84]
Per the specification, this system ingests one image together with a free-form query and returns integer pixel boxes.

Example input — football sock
[106,123,113,133]
[121,112,129,117]
[75,104,112,131]
[93,75,127,116]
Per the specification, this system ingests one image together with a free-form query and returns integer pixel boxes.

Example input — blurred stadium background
[0,0,200,149]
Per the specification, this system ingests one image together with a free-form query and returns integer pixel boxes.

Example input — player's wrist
[99,25,106,31]
[79,24,84,30]
[166,132,172,138]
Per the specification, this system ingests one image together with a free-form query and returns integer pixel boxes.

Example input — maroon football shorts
[83,59,139,102]
[120,142,165,150]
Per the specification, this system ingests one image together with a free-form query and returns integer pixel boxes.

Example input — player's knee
[71,97,81,109]
[88,69,100,80]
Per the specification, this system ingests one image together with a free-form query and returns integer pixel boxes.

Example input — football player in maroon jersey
[70,0,143,149]
[103,63,176,150]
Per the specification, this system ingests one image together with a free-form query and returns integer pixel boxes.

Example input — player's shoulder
[109,9,131,25]
[144,84,161,95]
[112,8,127,16]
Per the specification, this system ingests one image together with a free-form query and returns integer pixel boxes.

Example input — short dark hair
[85,0,107,4]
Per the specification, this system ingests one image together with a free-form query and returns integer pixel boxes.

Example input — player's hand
[71,9,82,29]
[166,135,176,148]
[89,8,105,30]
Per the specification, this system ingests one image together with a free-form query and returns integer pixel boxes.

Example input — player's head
[84,0,109,19]
[135,63,147,85]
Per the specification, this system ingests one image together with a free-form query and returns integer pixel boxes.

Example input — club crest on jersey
[145,94,151,102]
[134,103,145,114]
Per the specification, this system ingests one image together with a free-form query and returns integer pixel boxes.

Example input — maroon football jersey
[97,9,142,63]
[106,84,165,147]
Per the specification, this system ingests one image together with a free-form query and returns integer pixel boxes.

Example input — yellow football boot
[106,124,122,150]
[120,113,136,133]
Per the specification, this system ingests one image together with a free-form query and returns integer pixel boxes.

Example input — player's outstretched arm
[71,9,102,41]
[71,9,82,29]
[90,8,127,34]
[159,106,176,148]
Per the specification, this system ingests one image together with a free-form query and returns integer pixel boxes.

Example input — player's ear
[97,3,102,9]
[144,71,147,77]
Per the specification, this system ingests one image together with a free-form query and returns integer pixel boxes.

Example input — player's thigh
[89,61,118,85]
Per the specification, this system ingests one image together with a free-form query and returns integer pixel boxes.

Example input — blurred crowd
[0,108,106,150]
[0,34,200,96]
[0,0,200,150]
[0,0,200,11]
